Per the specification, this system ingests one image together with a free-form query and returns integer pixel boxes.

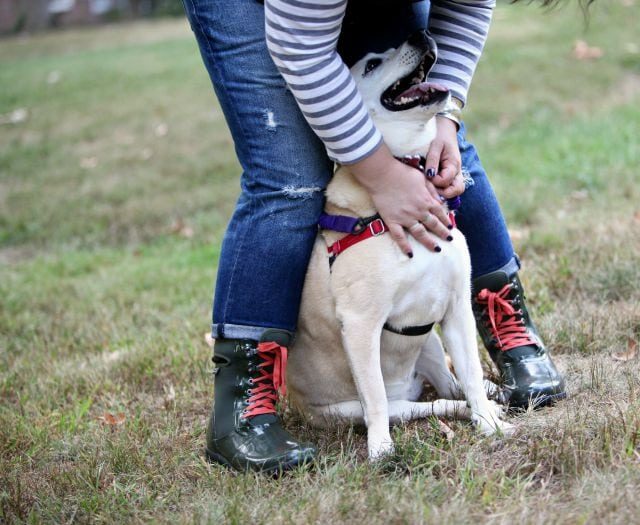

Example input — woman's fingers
[421,212,452,241]
[388,223,413,257]
[438,171,466,199]
[407,222,442,252]
[425,182,454,230]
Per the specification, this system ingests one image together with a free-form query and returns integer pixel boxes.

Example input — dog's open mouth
[381,52,449,112]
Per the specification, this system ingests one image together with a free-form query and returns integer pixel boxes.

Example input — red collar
[324,212,456,265]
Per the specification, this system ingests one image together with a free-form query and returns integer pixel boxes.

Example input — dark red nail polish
[426,168,436,179]
[447,235,453,242]
[448,224,454,230]
[435,246,442,253]
[408,252,414,258]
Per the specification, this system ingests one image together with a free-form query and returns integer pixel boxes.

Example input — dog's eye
[364,58,382,75]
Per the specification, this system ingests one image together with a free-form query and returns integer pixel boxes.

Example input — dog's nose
[408,30,436,53]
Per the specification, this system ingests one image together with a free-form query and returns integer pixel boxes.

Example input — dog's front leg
[441,296,514,436]
[337,308,393,460]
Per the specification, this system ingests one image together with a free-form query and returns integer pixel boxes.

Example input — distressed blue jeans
[182,0,518,340]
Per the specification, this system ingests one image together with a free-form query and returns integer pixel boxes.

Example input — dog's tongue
[396,82,448,101]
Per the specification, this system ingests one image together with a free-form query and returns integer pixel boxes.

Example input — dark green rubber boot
[205,328,316,473]
[472,270,566,409]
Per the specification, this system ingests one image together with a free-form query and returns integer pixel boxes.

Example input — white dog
[288,31,513,460]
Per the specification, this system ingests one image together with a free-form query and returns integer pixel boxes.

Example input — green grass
[2,1,640,523]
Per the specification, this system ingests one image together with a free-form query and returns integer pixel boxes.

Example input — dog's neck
[374,117,437,158]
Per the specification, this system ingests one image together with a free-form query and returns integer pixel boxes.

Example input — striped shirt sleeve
[264,0,495,165]
[428,0,495,105]
[264,0,382,165]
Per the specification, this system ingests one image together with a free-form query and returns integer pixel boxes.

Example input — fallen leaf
[573,40,603,60]
[204,333,215,348]
[98,412,126,426]
[633,210,640,222]
[170,218,194,238]
[612,337,637,362]
[437,419,455,442]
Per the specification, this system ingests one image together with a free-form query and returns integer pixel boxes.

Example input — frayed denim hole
[462,167,475,189]
[282,186,323,200]
[263,109,277,132]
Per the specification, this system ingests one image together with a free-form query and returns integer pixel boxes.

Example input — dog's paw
[487,399,508,418]
[472,407,515,437]
[368,439,395,461]
[475,418,515,437]
[493,419,516,436]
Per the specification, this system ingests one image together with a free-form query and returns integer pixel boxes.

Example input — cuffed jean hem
[212,323,289,341]
[475,255,521,281]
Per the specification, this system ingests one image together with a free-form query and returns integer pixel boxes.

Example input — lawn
[1,1,639,523]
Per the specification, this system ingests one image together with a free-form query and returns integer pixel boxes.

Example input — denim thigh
[183,0,333,338]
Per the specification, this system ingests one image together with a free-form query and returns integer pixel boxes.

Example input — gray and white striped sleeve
[428,0,495,105]
[264,0,383,165]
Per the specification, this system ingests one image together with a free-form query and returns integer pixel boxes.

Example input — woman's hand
[349,144,453,256]
[425,116,465,199]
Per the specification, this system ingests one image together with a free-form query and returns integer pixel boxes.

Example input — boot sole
[509,390,567,411]
[205,447,312,475]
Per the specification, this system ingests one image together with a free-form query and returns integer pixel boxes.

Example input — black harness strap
[383,322,434,336]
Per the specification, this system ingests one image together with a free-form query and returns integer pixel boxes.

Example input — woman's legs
[183,0,333,472]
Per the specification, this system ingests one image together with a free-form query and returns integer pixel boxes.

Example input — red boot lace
[476,284,538,352]
[243,342,288,419]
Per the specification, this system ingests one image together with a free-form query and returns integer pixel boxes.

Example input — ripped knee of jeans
[282,185,323,200]
[462,167,475,189]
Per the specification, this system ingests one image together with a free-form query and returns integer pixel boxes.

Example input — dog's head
[351,30,451,155]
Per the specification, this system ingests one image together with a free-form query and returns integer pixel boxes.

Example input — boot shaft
[472,270,541,359]
[209,329,293,440]
[210,339,255,439]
